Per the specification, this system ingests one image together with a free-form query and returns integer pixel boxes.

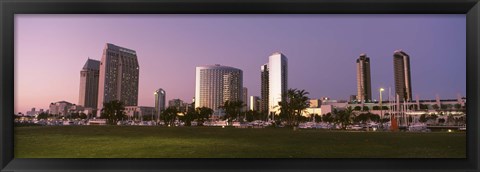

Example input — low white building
[25,108,45,116]
[125,106,156,120]
[49,101,74,116]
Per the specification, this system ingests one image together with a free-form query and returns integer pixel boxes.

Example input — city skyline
[15,14,466,114]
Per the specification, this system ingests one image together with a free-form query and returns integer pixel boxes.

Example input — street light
[379,88,385,126]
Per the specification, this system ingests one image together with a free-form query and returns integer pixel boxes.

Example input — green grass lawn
[15,126,466,158]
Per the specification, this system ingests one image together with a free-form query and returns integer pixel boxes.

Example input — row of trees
[278,88,310,126]
[90,89,468,127]
[34,112,89,120]
[352,103,464,111]
[99,100,216,126]
[419,113,465,125]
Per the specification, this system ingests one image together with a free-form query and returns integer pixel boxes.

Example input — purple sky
[15,14,466,114]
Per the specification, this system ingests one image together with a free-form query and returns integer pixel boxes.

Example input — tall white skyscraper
[195,64,243,111]
[268,52,288,114]
[250,96,260,111]
[97,43,139,115]
[154,88,166,119]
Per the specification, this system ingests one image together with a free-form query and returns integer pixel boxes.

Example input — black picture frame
[1,0,479,171]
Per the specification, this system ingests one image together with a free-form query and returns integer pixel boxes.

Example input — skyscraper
[97,43,139,114]
[79,58,100,109]
[356,53,372,103]
[154,88,166,118]
[260,63,269,114]
[268,52,288,114]
[393,50,413,102]
[195,64,243,111]
[242,87,248,112]
[250,96,260,111]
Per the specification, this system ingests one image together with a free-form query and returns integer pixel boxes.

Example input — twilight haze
[15,14,466,114]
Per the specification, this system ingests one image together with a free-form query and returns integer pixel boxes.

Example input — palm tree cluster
[163,106,213,126]
[219,100,245,122]
[332,107,354,129]
[161,107,178,126]
[278,88,310,126]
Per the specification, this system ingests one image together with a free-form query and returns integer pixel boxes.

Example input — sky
[15,14,466,114]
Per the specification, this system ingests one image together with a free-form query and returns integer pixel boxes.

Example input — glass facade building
[195,64,243,111]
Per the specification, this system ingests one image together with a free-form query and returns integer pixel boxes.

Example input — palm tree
[196,107,213,126]
[162,107,178,126]
[220,100,244,122]
[289,89,310,126]
[278,88,310,126]
[181,103,197,126]
[232,101,245,121]
[334,106,354,129]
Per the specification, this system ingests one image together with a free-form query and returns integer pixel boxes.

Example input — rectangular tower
[356,53,372,103]
[79,58,100,109]
[260,63,269,114]
[268,52,288,114]
[242,87,248,112]
[97,43,139,114]
[250,96,260,111]
[393,50,412,102]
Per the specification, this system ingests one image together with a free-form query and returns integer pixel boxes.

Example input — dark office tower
[154,88,166,117]
[356,53,372,103]
[260,63,269,114]
[242,87,248,112]
[393,50,412,102]
[97,43,139,114]
[79,58,100,109]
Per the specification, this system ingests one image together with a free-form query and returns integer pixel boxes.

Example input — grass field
[15,126,466,158]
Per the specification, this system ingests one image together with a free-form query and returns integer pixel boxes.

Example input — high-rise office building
[79,58,100,109]
[356,53,372,103]
[260,63,269,114]
[195,64,243,111]
[393,50,412,102]
[242,87,248,112]
[154,88,166,118]
[268,52,288,114]
[250,96,260,111]
[97,43,139,114]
